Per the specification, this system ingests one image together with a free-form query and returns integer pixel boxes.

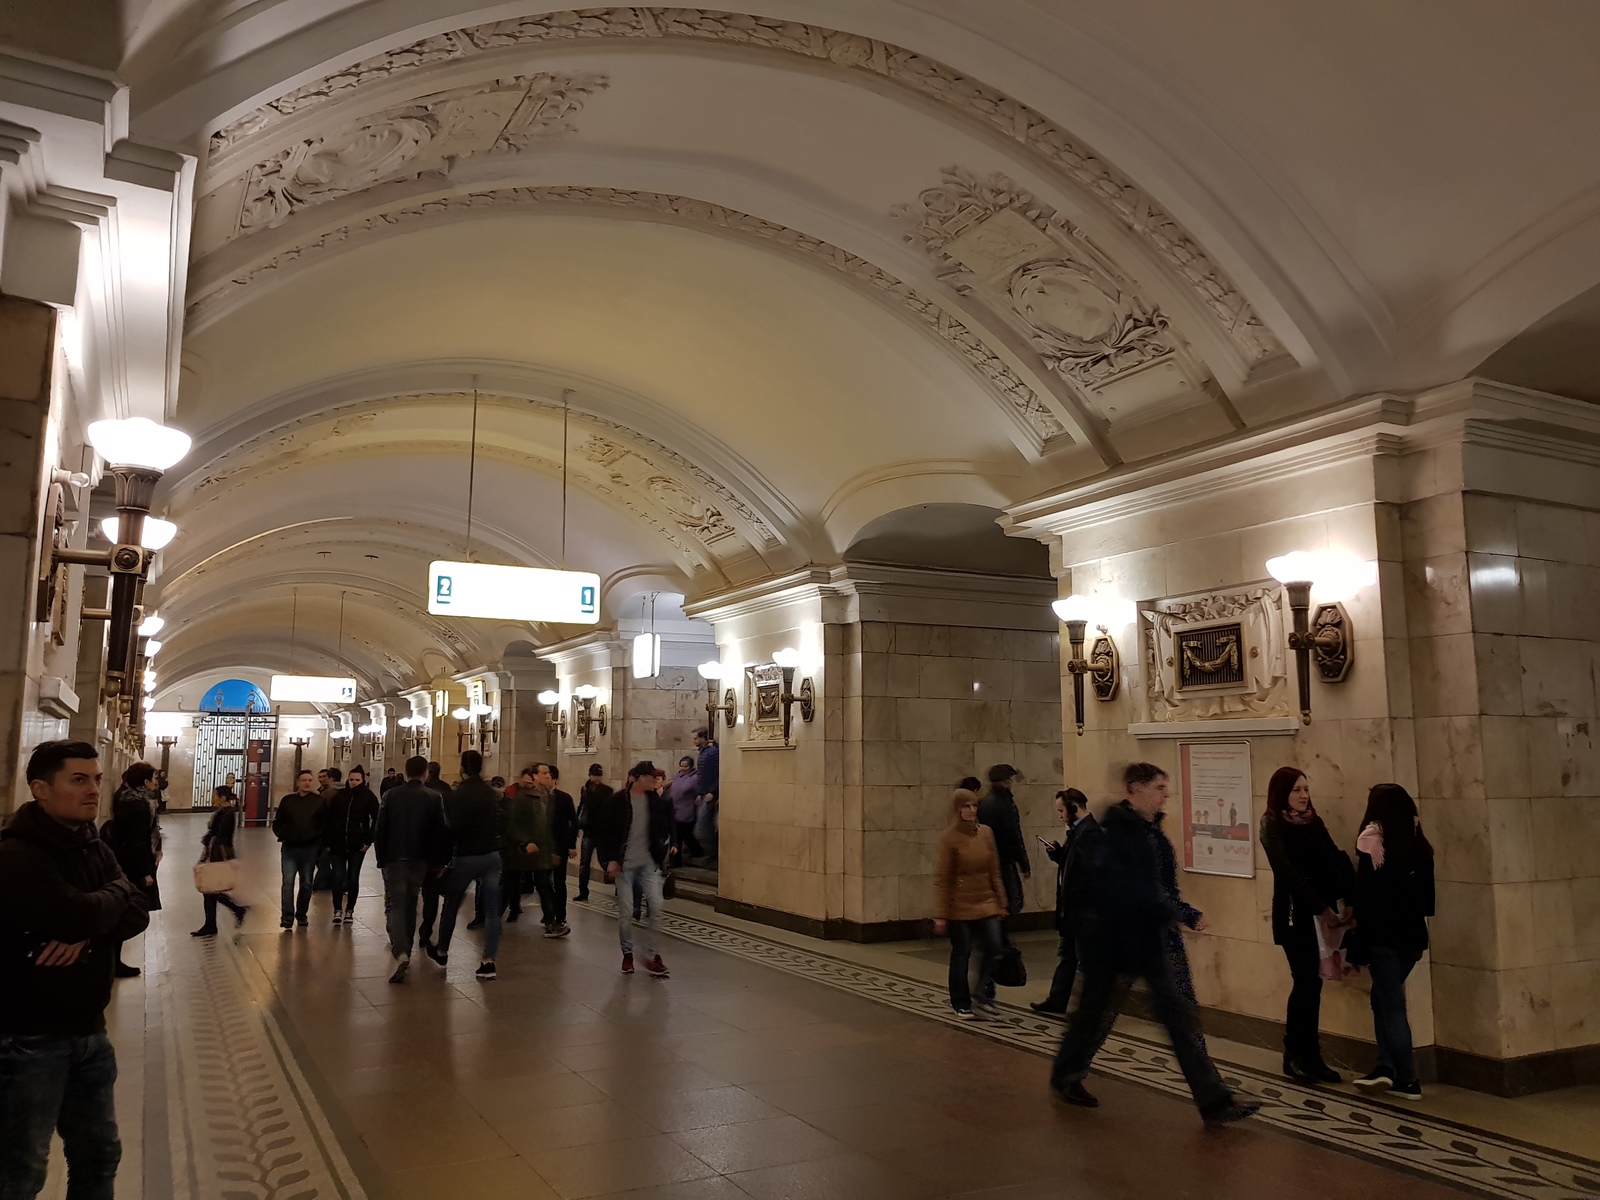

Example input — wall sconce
[771,647,815,746]
[40,419,191,696]
[1266,551,1364,725]
[471,702,498,749]
[358,721,385,761]
[329,729,352,762]
[537,690,568,744]
[572,684,606,750]
[284,731,313,776]
[397,716,430,756]
[451,706,475,752]
[696,661,738,730]
[1052,595,1120,736]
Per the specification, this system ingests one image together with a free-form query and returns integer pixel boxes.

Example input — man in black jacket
[272,769,325,930]
[574,763,610,902]
[427,751,505,981]
[592,761,673,978]
[528,763,579,936]
[1049,762,1256,1125]
[977,764,1031,916]
[0,740,151,1198]
[376,756,447,982]
[1032,788,1097,1016]
[416,763,453,954]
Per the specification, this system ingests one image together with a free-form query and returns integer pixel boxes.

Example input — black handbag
[661,870,677,901]
[992,943,1028,988]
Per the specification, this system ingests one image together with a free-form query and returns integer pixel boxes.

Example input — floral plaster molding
[184,186,1070,446]
[206,7,1280,367]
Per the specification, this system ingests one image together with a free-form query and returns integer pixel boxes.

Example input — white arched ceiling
[99,1,1600,704]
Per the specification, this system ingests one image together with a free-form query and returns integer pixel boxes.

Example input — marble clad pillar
[686,565,1063,940]
[0,296,58,812]
[1003,381,1600,1095]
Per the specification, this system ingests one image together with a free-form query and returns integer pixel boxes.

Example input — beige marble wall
[693,568,1060,932]
[1408,483,1600,1060]
[1049,451,1429,1047]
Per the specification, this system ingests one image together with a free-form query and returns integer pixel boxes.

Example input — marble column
[0,295,59,811]
[687,565,1062,939]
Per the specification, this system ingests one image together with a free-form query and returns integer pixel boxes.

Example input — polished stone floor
[57,817,1600,1200]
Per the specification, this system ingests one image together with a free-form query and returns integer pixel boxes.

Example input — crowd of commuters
[0,725,1437,1196]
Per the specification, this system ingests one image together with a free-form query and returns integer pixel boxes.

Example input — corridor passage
[82,818,1593,1200]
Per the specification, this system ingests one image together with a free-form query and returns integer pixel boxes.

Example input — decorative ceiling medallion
[896,167,1191,405]
[229,73,607,238]
[206,7,1280,365]
[184,188,1069,447]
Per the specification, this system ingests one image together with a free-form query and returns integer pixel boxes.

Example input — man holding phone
[0,740,152,1198]
[1032,788,1098,1016]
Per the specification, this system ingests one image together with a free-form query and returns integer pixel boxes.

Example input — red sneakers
[643,955,670,978]
[621,953,634,974]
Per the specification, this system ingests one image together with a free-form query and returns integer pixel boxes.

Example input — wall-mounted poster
[1179,740,1254,877]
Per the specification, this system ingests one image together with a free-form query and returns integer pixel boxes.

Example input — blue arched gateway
[193,679,276,824]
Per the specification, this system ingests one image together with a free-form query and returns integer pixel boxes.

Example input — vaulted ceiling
[56,0,1596,706]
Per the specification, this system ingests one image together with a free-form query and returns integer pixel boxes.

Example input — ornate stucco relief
[895,167,1204,422]
[1140,585,1289,722]
[173,392,775,569]
[226,72,607,239]
[206,7,1281,366]
[184,187,1068,446]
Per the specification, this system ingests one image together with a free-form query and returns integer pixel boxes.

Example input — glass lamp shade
[101,516,177,550]
[451,707,471,720]
[573,684,600,700]
[86,418,192,471]
[470,703,493,716]
[1266,551,1321,586]
[143,639,163,656]
[1051,595,1096,624]
[137,614,165,637]
[396,716,414,728]
[142,672,156,693]
[536,690,561,705]
[696,661,724,681]
[771,647,801,669]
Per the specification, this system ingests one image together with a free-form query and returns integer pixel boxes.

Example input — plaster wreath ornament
[894,166,1180,392]
[205,7,1280,366]
[1140,586,1290,721]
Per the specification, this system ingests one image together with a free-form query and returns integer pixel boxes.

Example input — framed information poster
[1179,740,1254,877]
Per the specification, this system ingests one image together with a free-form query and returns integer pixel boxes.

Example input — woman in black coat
[324,765,380,924]
[192,790,250,936]
[105,762,164,976]
[1348,783,1435,1100]
[1260,766,1355,1084]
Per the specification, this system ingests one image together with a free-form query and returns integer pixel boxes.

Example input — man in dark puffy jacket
[272,769,325,929]
[1049,762,1256,1126]
[1032,788,1098,1016]
[0,740,151,1199]
[375,756,446,982]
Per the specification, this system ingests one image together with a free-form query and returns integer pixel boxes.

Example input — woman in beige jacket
[933,788,1007,1017]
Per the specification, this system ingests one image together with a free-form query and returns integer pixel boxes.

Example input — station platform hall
[2,3,1600,1199]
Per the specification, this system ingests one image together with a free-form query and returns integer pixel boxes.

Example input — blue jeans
[280,844,317,922]
[694,799,718,862]
[576,834,596,899]
[0,1032,119,1200]
[439,853,502,961]
[1369,946,1422,1084]
[615,862,664,958]
[947,917,1002,1011]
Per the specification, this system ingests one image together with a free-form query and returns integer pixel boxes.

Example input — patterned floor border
[157,933,369,1200]
[580,896,1600,1200]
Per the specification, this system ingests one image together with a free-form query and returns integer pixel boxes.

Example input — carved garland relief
[1140,585,1289,721]
[204,7,1280,366]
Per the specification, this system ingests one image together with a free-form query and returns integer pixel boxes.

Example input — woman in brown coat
[933,788,1007,1018]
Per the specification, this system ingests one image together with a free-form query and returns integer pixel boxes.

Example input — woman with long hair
[933,788,1007,1018]
[192,789,250,936]
[1259,766,1355,1084]
[325,764,380,925]
[1349,783,1435,1100]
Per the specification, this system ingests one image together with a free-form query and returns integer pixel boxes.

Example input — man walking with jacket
[533,763,578,936]
[593,761,673,978]
[0,740,152,1199]
[375,756,446,983]
[427,751,505,981]
[574,764,610,901]
[272,769,325,930]
[1049,762,1257,1126]
[1032,788,1098,1016]
[977,764,1030,915]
